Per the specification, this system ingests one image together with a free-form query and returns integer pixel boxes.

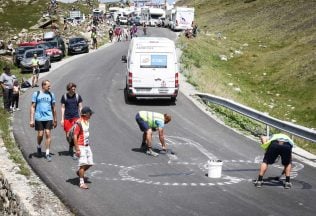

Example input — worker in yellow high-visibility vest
[254,134,294,189]
[135,111,171,157]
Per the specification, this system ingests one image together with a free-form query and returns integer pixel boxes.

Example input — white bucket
[208,160,223,178]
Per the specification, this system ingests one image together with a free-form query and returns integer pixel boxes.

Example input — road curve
[13,27,316,216]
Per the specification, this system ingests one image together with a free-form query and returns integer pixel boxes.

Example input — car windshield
[41,42,53,48]
[47,41,58,48]
[37,43,51,49]
[70,38,85,44]
[17,47,26,54]
[25,50,44,58]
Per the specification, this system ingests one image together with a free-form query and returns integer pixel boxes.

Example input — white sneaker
[16,108,20,111]
[146,149,159,157]
[12,107,16,112]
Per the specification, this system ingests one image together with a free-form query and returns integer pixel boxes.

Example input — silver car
[20,48,51,73]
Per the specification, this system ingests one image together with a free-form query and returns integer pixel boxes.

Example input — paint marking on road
[86,136,304,188]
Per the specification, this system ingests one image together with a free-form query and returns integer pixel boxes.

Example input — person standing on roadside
[91,27,98,49]
[0,66,16,112]
[11,79,21,111]
[254,133,294,189]
[30,80,57,162]
[135,111,172,157]
[60,82,83,157]
[31,53,40,88]
[108,28,114,42]
[73,106,94,189]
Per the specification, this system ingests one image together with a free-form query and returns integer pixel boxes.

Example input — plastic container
[207,160,223,178]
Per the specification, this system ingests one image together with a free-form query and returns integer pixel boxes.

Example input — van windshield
[140,54,167,68]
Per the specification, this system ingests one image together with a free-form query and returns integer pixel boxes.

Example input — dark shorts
[135,113,149,132]
[263,141,292,165]
[35,120,53,131]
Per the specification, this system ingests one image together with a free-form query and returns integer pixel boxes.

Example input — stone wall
[0,172,29,216]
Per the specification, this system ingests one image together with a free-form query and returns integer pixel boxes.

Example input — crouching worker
[254,133,294,189]
[73,106,94,189]
[135,111,171,157]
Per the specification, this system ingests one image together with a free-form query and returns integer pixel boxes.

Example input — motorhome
[92,8,104,18]
[123,37,179,102]
[165,8,175,28]
[148,7,165,26]
[170,7,195,31]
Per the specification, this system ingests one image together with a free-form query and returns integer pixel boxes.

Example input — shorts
[135,113,149,132]
[35,120,53,131]
[64,117,80,132]
[263,141,292,165]
[78,145,94,167]
[32,68,39,76]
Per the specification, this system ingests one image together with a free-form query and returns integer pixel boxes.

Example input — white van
[123,37,179,102]
[171,7,195,31]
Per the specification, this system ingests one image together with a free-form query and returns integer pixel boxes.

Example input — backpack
[35,91,53,111]
[64,93,79,105]
[67,121,82,146]
[21,80,31,88]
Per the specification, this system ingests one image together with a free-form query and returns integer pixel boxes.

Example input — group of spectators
[0,66,20,112]
[184,24,198,39]
[0,40,15,55]
[108,23,142,43]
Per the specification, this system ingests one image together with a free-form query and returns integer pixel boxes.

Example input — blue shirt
[32,91,56,121]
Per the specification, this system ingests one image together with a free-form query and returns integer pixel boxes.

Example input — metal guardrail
[196,93,316,143]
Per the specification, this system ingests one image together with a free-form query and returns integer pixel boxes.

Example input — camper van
[148,7,165,26]
[123,37,179,102]
[170,7,195,31]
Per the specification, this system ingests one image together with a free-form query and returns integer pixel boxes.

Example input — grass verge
[0,108,31,177]
[178,0,315,153]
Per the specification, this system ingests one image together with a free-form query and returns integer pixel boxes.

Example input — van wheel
[124,88,135,103]
[170,97,176,103]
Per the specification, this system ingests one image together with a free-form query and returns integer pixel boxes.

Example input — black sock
[258,175,263,181]
[286,176,290,182]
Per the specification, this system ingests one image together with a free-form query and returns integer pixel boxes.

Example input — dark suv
[13,46,35,67]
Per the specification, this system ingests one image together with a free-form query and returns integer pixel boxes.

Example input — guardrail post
[266,125,270,137]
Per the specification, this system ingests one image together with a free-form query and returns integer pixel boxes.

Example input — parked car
[36,42,63,61]
[20,48,51,73]
[67,37,89,55]
[119,16,128,25]
[129,16,142,26]
[13,46,35,67]
[43,32,66,56]
[18,41,42,47]
[157,17,166,27]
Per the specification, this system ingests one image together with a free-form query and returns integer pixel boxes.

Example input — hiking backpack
[67,121,82,145]
[64,93,79,105]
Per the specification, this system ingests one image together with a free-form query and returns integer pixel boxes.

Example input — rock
[219,54,228,61]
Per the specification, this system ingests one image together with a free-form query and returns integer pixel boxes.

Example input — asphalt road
[13,27,316,216]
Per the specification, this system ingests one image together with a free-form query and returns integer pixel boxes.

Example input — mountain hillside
[177,0,315,129]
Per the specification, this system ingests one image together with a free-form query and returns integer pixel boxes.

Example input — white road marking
[78,136,305,188]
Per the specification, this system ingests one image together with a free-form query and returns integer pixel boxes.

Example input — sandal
[79,183,88,189]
